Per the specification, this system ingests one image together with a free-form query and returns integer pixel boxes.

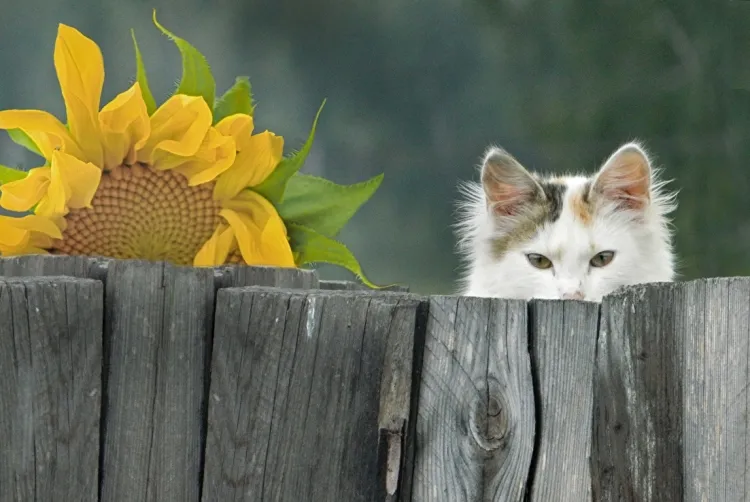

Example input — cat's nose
[562,291,584,300]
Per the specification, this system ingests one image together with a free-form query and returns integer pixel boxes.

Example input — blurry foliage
[0,0,746,292]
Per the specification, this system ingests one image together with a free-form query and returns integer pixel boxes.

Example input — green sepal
[7,130,42,157]
[0,164,27,185]
[254,100,325,205]
[153,10,216,109]
[213,76,254,123]
[287,223,384,289]
[131,29,157,115]
[278,173,383,238]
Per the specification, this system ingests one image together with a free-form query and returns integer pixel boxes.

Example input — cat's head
[457,142,677,301]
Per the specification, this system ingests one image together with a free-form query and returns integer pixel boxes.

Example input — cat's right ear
[481,147,542,216]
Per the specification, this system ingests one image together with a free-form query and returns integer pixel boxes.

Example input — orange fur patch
[571,189,593,225]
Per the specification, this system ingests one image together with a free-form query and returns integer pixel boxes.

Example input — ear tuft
[591,142,652,211]
[481,146,542,216]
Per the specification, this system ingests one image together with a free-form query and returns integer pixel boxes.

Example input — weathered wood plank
[412,296,535,501]
[0,256,321,501]
[527,300,599,501]
[202,288,422,502]
[0,277,103,502]
[214,263,319,290]
[592,278,750,501]
[319,279,410,293]
[99,260,219,502]
[377,299,427,501]
[0,255,108,281]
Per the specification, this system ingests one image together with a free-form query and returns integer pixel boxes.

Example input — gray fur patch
[490,180,568,259]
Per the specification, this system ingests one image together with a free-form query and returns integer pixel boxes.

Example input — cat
[455,141,677,301]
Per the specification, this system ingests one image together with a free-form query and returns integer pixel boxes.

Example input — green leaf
[254,100,326,204]
[152,10,216,109]
[213,76,254,123]
[131,29,157,115]
[0,164,27,185]
[7,129,42,157]
[277,173,383,238]
[288,223,384,289]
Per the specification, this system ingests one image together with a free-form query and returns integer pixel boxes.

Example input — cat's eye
[590,250,615,268]
[526,253,553,270]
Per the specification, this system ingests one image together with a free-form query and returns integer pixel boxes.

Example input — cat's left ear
[590,142,652,211]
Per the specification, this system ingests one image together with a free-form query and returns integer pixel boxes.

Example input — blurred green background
[0,0,746,294]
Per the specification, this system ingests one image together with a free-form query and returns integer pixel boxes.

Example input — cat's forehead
[535,176,598,255]
[490,175,595,258]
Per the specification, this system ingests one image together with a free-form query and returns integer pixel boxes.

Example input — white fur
[455,142,677,302]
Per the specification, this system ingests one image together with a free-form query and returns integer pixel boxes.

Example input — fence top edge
[0,275,102,286]
[217,285,426,301]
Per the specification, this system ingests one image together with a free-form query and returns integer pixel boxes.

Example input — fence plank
[527,300,600,501]
[0,277,103,502]
[592,278,750,501]
[202,288,422,502]
[96,260,215,502]
[412,296,535,501]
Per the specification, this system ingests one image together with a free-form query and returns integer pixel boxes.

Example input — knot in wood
[469,392,508,451]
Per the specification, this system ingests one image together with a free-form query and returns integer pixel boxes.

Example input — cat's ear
[481,146,543,216]
[591,142,652,211]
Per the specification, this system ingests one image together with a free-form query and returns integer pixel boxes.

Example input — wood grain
[412,296,535,501]
[202,287,422,501]
[0,277,103,502]
[592,279,750,501]
[527,300,600,501]
[320,280,410,293]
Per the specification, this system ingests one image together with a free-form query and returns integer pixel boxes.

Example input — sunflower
[0,14,383,285]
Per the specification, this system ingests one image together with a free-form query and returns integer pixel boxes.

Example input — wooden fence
[0,255,747,501]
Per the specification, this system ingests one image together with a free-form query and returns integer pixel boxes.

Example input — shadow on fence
[0,255,747,502]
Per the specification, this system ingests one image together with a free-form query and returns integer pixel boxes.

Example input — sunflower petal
[213,131,284,201]
[193,223,235,266]
[215,113,254,150]
[220,191,294,267]
[0,214,62,255]
[173,128,236,186]
[0,110,82,160]
[52,151,102,209]
[99,82,151,169]
[0,167,51,212]
[137,95,212,168]
[54,24,104,165]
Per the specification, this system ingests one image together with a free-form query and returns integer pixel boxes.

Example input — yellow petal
[219,190,294,267]
[173,128,236,186]
[213,131,284,201]
[0,214,62,256]
[194,224,235,266]
[51,150,102,209]
[0,110,82,160]
[215,114,254,150]
[54,24,104,165]
[137,95,212,167]
[99,82,151,168]
[0,167,51,212]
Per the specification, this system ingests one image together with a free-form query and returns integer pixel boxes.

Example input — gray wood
[0,276,103,502]
[99,260,217,502]
[202,287,422,501]
[319,279,410,293]
[592,278,750,501]
[0,254,108,281]
[413,296,535,501]
[377,298,426,501]
[214,262,319,289]
[527,300,599,501]
[592,282,686,500]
